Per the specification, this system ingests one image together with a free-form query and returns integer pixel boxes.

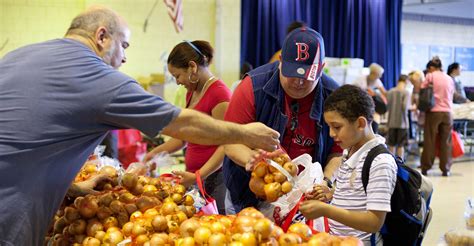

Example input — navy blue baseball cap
[281,27,325,81]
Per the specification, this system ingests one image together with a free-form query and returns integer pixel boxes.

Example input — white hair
[369,63,384,75]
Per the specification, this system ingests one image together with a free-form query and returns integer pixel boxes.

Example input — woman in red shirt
[144,40,231,214]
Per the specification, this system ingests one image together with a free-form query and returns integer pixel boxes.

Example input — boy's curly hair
[324,84,375,123]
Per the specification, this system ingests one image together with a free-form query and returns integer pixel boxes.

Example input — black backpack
[362,144,433,246]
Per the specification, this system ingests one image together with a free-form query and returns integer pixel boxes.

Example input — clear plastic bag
[465,197,474,229]
[147,151,183,177]
[259,154,327,232]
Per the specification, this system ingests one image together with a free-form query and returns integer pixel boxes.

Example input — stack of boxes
[323,57,369,85]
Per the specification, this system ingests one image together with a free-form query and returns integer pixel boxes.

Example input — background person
[420,57,455,177]
[268,21,306,63]
[143,40,231,214]
[386,75,411,159]
[352,63,387,133]
[448,62,470,104]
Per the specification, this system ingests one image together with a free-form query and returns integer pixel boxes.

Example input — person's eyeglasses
[290,101,299,131]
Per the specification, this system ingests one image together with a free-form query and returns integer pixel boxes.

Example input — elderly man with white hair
[352,63,388,133]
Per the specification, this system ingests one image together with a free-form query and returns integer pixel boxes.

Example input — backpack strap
[362,144,391,193]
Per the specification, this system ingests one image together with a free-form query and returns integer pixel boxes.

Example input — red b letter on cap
[295,43,309,61]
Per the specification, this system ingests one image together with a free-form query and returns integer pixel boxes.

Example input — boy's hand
[299,200,328,220]
[305,184,333,203]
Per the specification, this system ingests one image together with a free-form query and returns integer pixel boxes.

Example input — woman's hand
[172,170,197,188]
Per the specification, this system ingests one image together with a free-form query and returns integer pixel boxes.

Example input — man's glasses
[290,101,299,131]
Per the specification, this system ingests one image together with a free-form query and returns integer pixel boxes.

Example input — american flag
[163,0,183,33]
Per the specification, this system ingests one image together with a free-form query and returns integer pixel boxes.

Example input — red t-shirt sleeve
[206,81,232,108]
[224,76,256,124]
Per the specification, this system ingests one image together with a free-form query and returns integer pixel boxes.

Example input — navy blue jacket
[223,62,340,211]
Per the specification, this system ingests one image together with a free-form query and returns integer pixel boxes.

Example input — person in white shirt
[352,63,387,133]
[300,84,397,245]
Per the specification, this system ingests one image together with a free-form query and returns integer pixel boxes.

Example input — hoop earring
[188,74,199,84]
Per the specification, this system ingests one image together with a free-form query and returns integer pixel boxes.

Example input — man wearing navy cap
[223,27,342,213]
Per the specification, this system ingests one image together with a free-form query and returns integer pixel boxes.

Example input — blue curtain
[241,0,402,88]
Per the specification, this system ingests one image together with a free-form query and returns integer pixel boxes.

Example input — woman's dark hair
[168,40,214,68]
[286,21,305,34]
[430,56,443,70]
[398,74,408,83]
[240,62,253,79]
[447,62,460,76]
[324,84,374,123]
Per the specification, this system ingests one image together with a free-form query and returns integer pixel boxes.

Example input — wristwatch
[323,177,333,189]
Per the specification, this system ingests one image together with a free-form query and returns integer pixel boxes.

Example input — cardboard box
[340,58,364,68]
[324,57,341,67]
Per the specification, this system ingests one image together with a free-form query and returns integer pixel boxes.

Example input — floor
[404,150,474,245]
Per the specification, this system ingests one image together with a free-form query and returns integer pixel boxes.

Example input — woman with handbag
[420,57,455,176]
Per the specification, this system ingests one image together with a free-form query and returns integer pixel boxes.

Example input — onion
[78,197,99,219]
[135,234,150,245]
[232,216,256,234]
[122,222,134,237]
[179,218,201,237]
[254,218,273,240]
[249,176,266,199]
[102,216,118,230]
[64,207,81,223]
[208,233,227,246]
[53,216,68,234]
[82,236,101,246]
[109,200,126,214]
[264,182,282,202]
[86,219,104,237]
[210,221,226,234]
[125,203,138,214]
[283,162,298,176]
[239,232,257,246]
[94,231,105,241]
[103,230,124,245]
[151,215,168,232]
[288,223,312,241]
[96,206,113,220]
[278,233,302,246]
[122,173,138,190]
[273,171,287,183]
[68,219,86,235]
[194,227,212,244]
[183,195,194,206]
[253,163,268,178]
[100,166,118,178]
[98,192,115,207]
[150,233,169,246]
[238,208,264,219]
[281,181,293,194]
[264,173,274,184]
[160,201,178,216]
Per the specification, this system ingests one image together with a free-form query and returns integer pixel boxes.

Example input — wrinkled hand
[69,174,111,197]
[243,122,280,152]
[305,184,333,203]
[299,200,328,220]
[172,170,196,188]
[245,149,286,171]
